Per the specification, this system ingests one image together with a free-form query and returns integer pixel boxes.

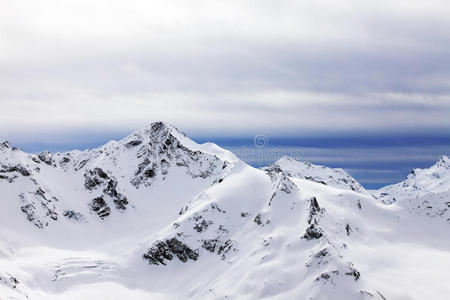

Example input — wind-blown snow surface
[1,123,449,300]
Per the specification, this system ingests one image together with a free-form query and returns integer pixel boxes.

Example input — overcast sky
[1,0,450,141]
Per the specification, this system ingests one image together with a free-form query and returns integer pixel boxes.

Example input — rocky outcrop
[19,188,58,228]
[129,123,225,187]
[63,210,84,221]
[201,239,234,260]
[0,164,31,177]
[143,238,199,265]
[37,151,55,166]
[303,223,323,240]
[84,168,129,213]
[303,197,324,240]
[89,196,111,219]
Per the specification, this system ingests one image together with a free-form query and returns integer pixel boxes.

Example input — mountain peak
[116,122,180,148]
[144,121,177,133]
[374,154,450,205]
[141,121,184,134]
[125,122,186,144]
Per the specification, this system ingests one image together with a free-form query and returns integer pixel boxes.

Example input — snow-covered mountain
[0,122,233,229]
[264,156,367,194]
[373,155,450,220]
[1,122,449,300]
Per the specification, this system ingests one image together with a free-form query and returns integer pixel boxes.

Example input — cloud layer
[1,0,450,139]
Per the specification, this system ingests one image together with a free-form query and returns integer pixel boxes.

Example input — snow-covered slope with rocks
[0,122,233,231]
[1,123,450,300]
[373,155,450,221]
[264,156,368,194]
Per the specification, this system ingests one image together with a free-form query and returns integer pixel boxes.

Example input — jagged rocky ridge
[0,122,231,228]
[0,123,449,300]
[139,151,386,298]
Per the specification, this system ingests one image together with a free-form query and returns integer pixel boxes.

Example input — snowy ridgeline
[0,122,449,300]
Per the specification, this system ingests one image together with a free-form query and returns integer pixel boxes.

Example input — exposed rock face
[201,239,234,260]
[303,224,323,240]
[62,210,84,221]
[84,168,110,190]
[129,122,225,187]
[307,197,321,224]
[346,267,361,281]
[37,151,54,166]
[302,196,324,240]
[193,219,212,233]
[254,213,263,225]
[90,196,111,219]
[84,168,129,213]
[0,164,31,177]
[143,238,199,265]
[18,188,58,228]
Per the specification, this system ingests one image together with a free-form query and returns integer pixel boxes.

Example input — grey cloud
[1,0,450,137]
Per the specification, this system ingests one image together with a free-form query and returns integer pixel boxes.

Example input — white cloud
[1,0,450,139]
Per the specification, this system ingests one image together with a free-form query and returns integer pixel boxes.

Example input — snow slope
[264,156,368,194]
[373,155,450,220]
[1,123,449,300]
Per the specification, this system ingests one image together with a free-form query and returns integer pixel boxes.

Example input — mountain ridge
[1,122,450,299]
